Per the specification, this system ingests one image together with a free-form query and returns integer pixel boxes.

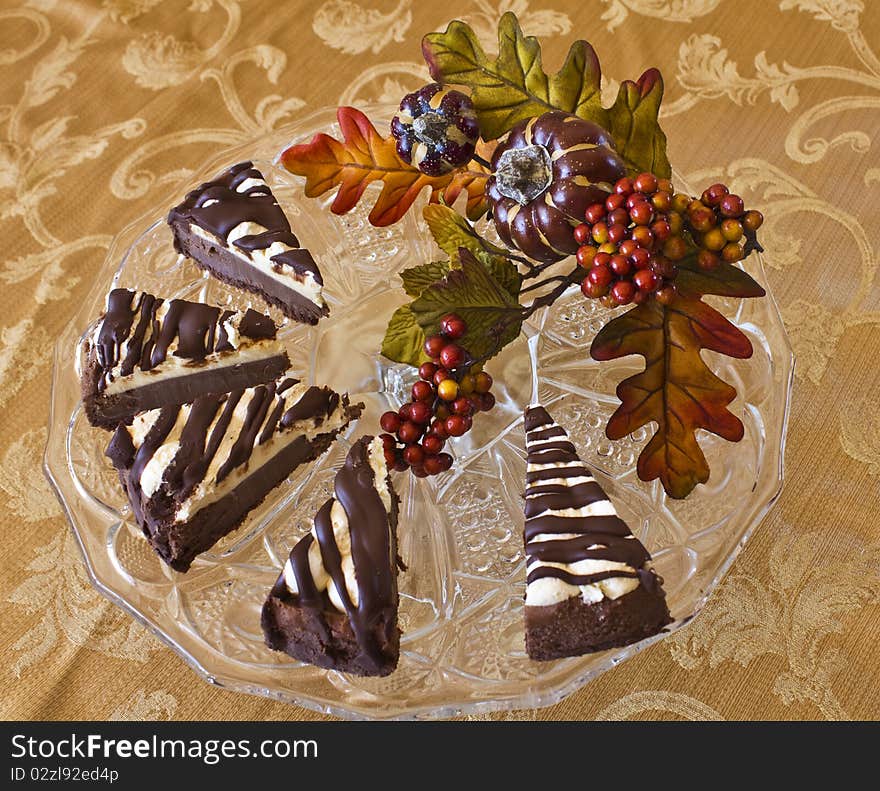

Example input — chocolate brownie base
[82,351,290,430]
[261,589,400,677]
[525,578,672,661]
[123,427,350,573]
[170,220,329,325]
[261,467,402,677]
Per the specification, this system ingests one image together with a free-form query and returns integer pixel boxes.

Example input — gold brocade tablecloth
[1,0,878,722]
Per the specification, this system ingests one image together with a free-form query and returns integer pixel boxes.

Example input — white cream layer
[91,294,284,396]
[190,219,325,308]
[524,421,640,607]
[283,436,390,614]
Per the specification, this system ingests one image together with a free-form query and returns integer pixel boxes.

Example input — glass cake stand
[44,105,794,720]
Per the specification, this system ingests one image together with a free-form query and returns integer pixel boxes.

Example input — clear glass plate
[44,105,794,720]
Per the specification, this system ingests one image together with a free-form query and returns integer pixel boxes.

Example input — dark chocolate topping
[526,439,578,456]
[527,426,567,443]
[92,288,277,393]
[286,436,396,672]
[524,514,632,541]
[526,567,639,587]
[106,378,351,513]
[524,405,554,433]
[281,386,339,428]
[168,161,322,283]
[524,481,608,518]
[523,404,657,595]
[527,447,580,465]
[526,465,592,484]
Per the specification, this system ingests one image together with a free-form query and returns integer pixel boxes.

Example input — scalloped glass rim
[44,105,794,720]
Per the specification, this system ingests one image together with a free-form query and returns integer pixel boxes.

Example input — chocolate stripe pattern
[277,436,399,673]
[91,288,280,394]
[167,161,327,322]
[106,378,351,526]
[523,405,652,607]
[81,288,290,430]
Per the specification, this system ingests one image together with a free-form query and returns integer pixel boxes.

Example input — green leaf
[423,204,507,259]
[400,260,452,298]
[422,204,522,298]
[381,304,426,366]
[423,12,603,141]
[604,69,671,179]
[478,250,522,300]
[422,11,670,176]
[675,252,766,299]
[411,249,523,362]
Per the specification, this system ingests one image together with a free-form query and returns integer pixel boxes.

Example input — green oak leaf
[478,250,522,301]
[411,248,523,362]
[604,69,671,178]
[422,12,603,141]
[422,11,670,177]
[422,204,522,298]
[380,304,427,366]
[423,203,508,260]
[400,260,452,298]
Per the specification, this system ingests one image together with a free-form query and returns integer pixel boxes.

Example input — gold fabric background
[1,0,878,721]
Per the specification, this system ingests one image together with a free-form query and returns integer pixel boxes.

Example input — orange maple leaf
[279,106,489,227]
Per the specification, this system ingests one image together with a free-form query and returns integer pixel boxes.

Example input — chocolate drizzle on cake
[524,405,650,590]
[107,379,340,500]
[262,436,402,676]
[93,288,277,392]
[169,162,321,282]
[81,289,289,429]
[167,162,328,323]
[523,404,671,660]
[106,378,360,572]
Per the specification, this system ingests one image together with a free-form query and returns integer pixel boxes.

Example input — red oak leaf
[590,294,754,499]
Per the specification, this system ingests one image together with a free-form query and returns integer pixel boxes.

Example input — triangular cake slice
[523,405,671,660]
[167,161,328,324]
[106,377,361,572]
[81,288,290,430]
[262,435,402,676]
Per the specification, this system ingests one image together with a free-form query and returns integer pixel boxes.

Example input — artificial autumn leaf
[381,304,426,365]
[604,69,670,178]
[411,249,523,362]
[423,11,670,177]
[423,203,507,259]
[400,260,452,299]
[279,106,489,227]
[477,249,522,301]
[675,252,766,299]
[590,294,754,499]
[423,12,603,141]
[422,204,522,297]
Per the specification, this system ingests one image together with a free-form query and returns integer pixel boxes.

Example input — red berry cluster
[682,183,764,271]
[379,313,495,477]
[576,172,681,307]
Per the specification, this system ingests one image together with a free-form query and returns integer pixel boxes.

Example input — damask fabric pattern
[1,0,878,721]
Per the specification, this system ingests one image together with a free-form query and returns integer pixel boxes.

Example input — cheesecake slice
[167,161,328,324]
[262,435,402,676]
[106,378,361,572]
[523,405,671,660]
[81,288,289,430]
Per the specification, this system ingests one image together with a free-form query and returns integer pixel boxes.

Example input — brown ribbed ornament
[486,111,626,264]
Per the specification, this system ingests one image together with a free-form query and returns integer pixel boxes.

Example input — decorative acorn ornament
[391,83,479,176]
